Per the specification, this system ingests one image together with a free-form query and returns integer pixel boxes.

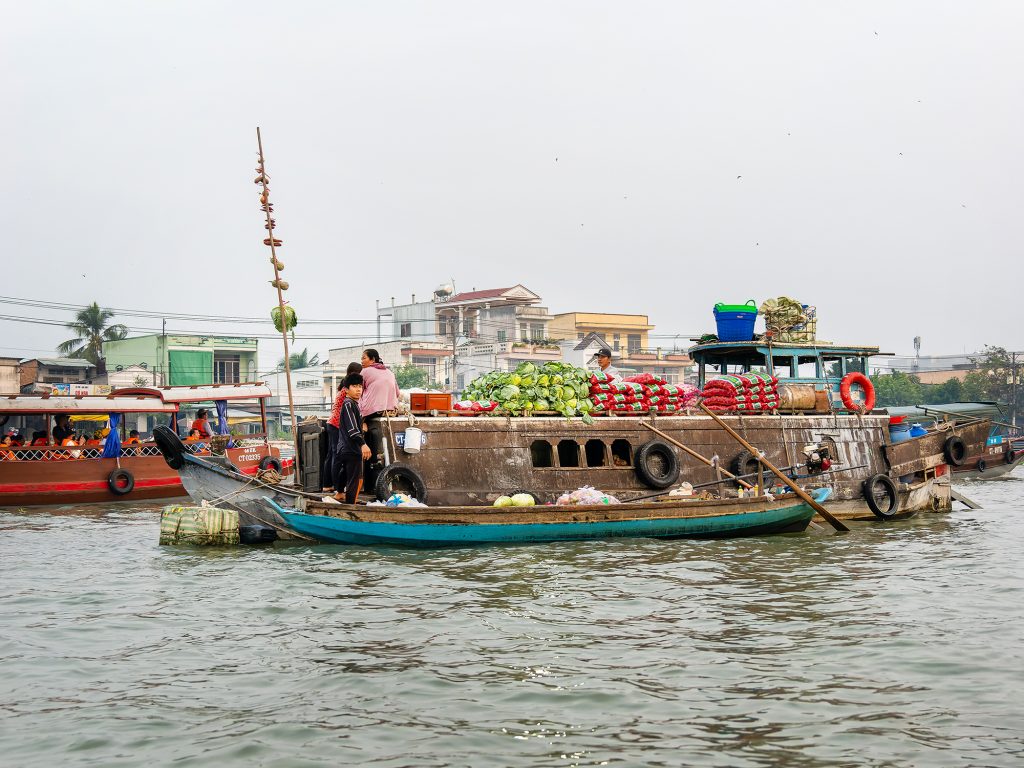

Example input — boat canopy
[0,394,178,415]
[688,340,890,387]
[887,402,1005,424]
[110,383,272,403]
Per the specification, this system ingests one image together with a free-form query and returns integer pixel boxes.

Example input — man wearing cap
[594,348,621,380]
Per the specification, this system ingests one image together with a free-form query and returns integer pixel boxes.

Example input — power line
[0,295,702,339]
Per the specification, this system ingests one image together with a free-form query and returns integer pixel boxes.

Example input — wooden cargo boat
[887,402,1023,480]
[0,383,292,507]
[159,342,991,532]
[294,341,987,521]
[260,488,833,546]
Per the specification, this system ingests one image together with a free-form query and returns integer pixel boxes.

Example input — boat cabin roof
[0,393,178,415]
[110,383,272,403]
[688,340,886,362]
[887,401,1004,423]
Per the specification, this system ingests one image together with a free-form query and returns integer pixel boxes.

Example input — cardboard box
[411,392,453,412]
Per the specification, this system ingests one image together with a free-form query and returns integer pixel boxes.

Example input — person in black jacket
[334,374,371,504]
[52,414,74,445]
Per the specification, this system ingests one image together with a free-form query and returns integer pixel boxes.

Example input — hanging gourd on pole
[255,127,298,439]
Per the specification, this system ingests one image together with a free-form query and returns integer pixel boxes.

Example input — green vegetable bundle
[462,361,596,423]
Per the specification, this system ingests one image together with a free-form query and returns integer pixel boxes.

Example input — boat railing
[2,443,167,462]
[0,436,277,463]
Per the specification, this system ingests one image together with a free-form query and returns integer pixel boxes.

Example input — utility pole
[1012,351,1019,428]
[449,322,458,393]
[159,317,166,386]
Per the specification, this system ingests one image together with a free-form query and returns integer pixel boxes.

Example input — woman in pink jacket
[358,349,400,468]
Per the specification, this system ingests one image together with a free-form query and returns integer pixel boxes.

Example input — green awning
[168,350,213,386]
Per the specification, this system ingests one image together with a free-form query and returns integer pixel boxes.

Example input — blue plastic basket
[713,300,758,342]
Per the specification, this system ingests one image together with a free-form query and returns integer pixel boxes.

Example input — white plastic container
[403,426,423,454]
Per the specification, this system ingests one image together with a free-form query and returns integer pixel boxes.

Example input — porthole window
[585,439,607,467]
[611,439,632,467]
[557,440,581,468]
[531,440,554,468]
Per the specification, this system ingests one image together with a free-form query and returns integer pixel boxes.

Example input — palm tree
[277,347,320,371]
[56,302,129,365]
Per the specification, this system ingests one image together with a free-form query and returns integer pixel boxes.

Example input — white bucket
[403,427,423,454]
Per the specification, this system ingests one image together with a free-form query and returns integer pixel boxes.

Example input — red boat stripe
[0,477,183,494]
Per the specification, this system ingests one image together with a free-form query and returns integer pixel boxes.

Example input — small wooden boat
[260,488,832,546]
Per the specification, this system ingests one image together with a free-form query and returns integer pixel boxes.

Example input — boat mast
[255,127,298,439]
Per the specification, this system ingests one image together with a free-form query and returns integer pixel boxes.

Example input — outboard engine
[802,442,832,475]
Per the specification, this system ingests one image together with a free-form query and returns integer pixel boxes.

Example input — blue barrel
[889,423,912,443]
[909,423,928,437]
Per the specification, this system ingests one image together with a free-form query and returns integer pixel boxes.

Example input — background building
[86,363,165,389]
[103,334,258,386]
[19,358,97,393]
[375,284,551,345]
[0,357,21,394]
[263,366,329,430]
[326,340,452,394]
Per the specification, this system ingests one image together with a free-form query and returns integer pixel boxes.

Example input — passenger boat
[259,488,833,546]
[887,402,1023,480]
[0,383,293,507]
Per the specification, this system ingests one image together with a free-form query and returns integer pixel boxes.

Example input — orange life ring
[840,372,876,412]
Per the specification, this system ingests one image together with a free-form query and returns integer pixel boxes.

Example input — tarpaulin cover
[102,412,122,458]
[168,350,213,386]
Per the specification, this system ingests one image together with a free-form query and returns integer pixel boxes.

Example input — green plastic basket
[714,300,757,315]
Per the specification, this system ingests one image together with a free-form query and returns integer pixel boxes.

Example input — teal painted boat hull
[265,489,831,547]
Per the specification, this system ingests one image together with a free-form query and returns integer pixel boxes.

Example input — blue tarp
[102,413,122,458]
[215,400,230,435]
[215,400,233,447]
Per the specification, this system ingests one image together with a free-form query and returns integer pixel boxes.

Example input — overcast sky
[4,1,1021,371]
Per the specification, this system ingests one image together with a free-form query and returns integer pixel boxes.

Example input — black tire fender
[374,462,428,502]
[259,455,283,473]
[730,449,760,482]
[108,468,135,495]
[1007,449,1018,465]
[943,436,966,467]
[153,425,186,470]
[634,439,681,490]
[863,473,899,518]
[976,459,987,474]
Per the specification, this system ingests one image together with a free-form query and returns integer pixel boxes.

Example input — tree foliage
[393,362,430,389]
[57,302,128,365]
[870,345,1017,408]
[969,346,1013,404]
[277,347,320,371]
[870,371,923,407]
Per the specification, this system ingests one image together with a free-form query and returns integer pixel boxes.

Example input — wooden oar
[697,403,850,532]
[641,421,754,489]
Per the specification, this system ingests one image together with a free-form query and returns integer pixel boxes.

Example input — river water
[1,473,1022,767]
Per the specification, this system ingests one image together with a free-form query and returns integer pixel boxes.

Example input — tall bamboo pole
[255,127,298,439]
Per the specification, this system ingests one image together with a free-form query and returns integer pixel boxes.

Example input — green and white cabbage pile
[462,361,596,423]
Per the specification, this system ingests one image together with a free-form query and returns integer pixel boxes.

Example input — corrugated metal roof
[31,358,96,368]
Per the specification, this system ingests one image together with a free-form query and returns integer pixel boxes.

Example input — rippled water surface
[2,474,1023,767]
